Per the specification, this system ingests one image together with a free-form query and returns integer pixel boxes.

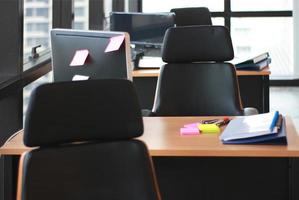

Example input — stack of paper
[220,111,287,144]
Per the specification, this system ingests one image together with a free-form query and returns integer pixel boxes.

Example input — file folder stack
[220,111,287,144]
[234,52,271,71]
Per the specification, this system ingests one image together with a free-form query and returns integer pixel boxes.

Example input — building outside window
[36,7,49,17]
[23,0,89,62]
[73,0,89,30]
[23,0,52,61]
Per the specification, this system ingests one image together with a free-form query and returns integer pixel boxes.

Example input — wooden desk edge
[132,67,271,78]
[149,149,299,157]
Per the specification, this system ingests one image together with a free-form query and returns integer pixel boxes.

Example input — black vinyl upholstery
[170,7,212,26]
[152,63,244,116]
[21,141,159,200]
[24,79,143,147]
[162,26,234,63]
[152,26,255,116]
[20,79,160,200]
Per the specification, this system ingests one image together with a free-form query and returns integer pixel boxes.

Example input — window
[230,0,293,78]
[75,7,85,16]
[74,22,84,29]
[36,23,49,32]
[142,0,294,79]
[26,23,34,32]
[231,0,292,11]
[212,17,225,26]
[26,8,33,16]
[142,0,224,12]
[73,0,89,30]
[231,17,293,77]
[23,0,52,64]
[36,8,49,17]
[36,0,48,3]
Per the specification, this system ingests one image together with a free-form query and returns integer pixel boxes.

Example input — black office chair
[152,26,258,116]
[170,7,212,26]
[18,79,161,200]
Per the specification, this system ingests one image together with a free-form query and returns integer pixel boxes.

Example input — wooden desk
[132,68,270,113]
[141,116,299,157]
[1,116,298,200]
[1,116,298,157]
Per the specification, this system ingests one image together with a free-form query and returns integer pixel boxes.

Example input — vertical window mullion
[112,0,125,12]
[224,0,231,31]
[53,0,73,28]
[89,0,104,30]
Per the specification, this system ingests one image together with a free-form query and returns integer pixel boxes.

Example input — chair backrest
[152,26,244,116]
[18,79,161,200]
[170,7,212,26]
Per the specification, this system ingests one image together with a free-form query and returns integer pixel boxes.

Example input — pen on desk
[202,119,219,124]
[215,118,230,127]
[202,118,230,126]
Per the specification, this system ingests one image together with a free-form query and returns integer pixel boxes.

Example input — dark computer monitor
[110,12,175,47]
[51,29,132,81]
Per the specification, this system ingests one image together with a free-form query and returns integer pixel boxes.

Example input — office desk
[2,116,298,156]
[1,116,299,200]
[133,68,270,113]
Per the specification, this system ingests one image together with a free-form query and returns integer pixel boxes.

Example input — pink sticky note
[105,35,125,53]
[70,49,89,66]
[72,75,89,81]
[180,127,200,136]
[184,122,200,128]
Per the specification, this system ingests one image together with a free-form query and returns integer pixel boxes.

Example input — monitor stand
[131,49,145,70]
[132,45,162,69]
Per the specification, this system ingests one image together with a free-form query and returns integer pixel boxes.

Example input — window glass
[75,7,85,16]
[36,7,48,17]
[231,17,293,78]
[26,23,34,32]
[73,0,89,30]
[36,23,49,32]
[231,0,292,11]
[142,0,223,12]
[37,0,48,3]
[212,17,225,26]
[23,0,52,66]
[74,22,85,30]
[26,8,33,16]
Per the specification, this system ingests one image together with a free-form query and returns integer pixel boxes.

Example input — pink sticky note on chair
[70,49,89,66]
[184,122,200,128]
[180,127,199,136]
[105,35,125,53]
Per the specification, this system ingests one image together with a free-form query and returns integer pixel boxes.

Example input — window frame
[139,0,294,81]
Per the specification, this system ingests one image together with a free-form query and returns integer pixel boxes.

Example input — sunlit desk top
[132,67,271,78]
[1,116,298,157]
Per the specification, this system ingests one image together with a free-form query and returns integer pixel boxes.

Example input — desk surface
[132,67,271,77]
[1,116,298,157]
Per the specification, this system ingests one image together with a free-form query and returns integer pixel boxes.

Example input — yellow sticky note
[198,124,220,134]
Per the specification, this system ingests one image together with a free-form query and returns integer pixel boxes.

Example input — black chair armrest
[243,107,259,116]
